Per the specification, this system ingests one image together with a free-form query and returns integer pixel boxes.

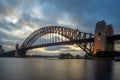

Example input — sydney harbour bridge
[2,21,120,57]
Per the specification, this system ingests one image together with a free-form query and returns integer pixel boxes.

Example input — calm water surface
[0,58,120,80]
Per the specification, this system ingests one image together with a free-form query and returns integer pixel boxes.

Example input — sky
[0,0,120,55]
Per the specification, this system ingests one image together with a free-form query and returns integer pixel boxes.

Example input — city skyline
[0,0,120,55]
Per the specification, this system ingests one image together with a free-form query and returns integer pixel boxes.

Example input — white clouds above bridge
[0,0,120,55]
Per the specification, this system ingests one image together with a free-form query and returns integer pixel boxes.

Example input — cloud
[44,0,120,33]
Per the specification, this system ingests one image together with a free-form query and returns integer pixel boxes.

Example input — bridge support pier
[15,44,19,57]
[15,44,27,57]
[19,50,26,57]
[93,21,114,54]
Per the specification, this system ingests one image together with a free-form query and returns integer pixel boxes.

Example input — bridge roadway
[20,37,94,50]
[15,34,120,51]
[2,34,120,56]
[107,34,120,40]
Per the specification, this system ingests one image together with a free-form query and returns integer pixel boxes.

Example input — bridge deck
[108,34,120,40]
[21,38,94,50]
[1,34,120,57]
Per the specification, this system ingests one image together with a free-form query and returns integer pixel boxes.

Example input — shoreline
[0,56,114,60]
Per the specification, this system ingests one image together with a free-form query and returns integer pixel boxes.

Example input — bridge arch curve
[20,26,93,56]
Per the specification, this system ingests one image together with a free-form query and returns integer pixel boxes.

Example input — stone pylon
[93,21,114,54]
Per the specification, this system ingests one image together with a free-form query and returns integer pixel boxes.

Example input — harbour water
[0,58,120,80]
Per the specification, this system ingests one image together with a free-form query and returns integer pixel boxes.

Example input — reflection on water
[0,58,119,80]
[93,60,113,80]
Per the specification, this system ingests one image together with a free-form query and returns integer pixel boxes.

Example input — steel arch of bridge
[20,26,94,56]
